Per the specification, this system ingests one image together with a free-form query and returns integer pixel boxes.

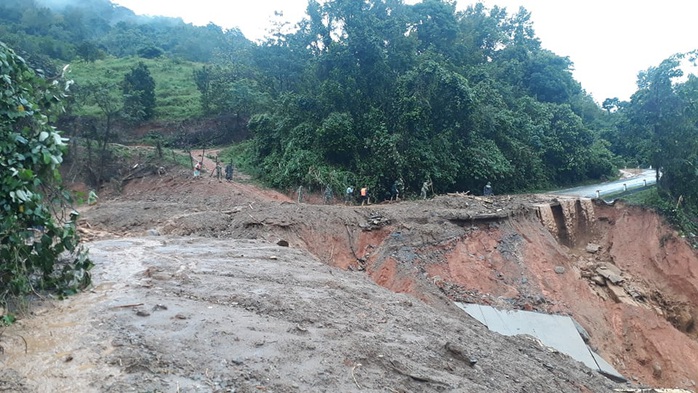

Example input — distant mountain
[0,0,249,73]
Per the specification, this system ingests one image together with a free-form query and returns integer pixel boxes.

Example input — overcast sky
[111,0,698,103]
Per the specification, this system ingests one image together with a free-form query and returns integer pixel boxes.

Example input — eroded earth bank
[2,167,697,392]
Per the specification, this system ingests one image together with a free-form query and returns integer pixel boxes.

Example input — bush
[0,41,92,310]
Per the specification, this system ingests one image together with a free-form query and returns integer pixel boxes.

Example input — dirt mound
[3,169,698,391]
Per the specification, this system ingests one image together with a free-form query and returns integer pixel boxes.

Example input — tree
[608,51,698,208]
[0,42,91,309]
[241,1,615,195]
[137,45,163,59]
[122,61,156,121]
[601,97,620,113]
[74,79,122,185]
[76,40,102,62]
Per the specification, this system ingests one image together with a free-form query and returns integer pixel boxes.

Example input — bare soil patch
[2,167,697,392]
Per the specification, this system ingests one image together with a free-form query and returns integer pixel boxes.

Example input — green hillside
[1,0,697,213]
[68,56,202,120]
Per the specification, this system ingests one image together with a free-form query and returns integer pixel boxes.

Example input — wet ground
[2,163,698,391]
[1,236,618,392]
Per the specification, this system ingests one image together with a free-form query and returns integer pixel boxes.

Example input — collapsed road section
[456,302,626,382]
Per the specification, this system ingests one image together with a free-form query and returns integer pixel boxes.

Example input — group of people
[195,158,495,202]
[335,180,493,206]
[193,159,235,183]
[343,186,369,205]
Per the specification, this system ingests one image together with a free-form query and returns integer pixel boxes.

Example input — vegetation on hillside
[604,51,698,206]
[1,1,698,234]
[67,57,203,120]
[0,42,92,313]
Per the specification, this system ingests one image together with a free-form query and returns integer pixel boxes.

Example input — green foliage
[1,313,16,326]
[0,0,253,65]
[316,112,357,165]
[609,51,698,209]
[69,56,202,120]
[239,0,616,196]
[193,65,270,120]
[76,41,103,63]
[0,42,92,307]
[122,62,156,121]
[2,0,622,198]
[137,46,164,59]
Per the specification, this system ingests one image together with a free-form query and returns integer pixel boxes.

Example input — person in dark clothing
[483,181,493,196]
[225,162,234,182]
[390,180,402,201]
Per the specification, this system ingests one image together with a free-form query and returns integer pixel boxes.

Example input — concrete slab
[455,302,626,382]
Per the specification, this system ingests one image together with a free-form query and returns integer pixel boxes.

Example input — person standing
[193,161,202,179]
[483,181,493,196]
[421,179,432,199]
[225,162,234,182]
[345,186,354,205]
[391,180,401,201]
[360,187,369,206]
[214,161,223,182]
[324,185,333,204]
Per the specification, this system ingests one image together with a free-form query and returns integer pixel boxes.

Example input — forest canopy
[2,0,697,208]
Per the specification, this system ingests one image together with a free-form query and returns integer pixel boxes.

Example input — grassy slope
[68,56,203,121]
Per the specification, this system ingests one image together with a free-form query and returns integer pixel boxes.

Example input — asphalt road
[553,169,657,199]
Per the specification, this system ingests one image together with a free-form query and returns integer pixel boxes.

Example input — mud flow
[1,169,697,392]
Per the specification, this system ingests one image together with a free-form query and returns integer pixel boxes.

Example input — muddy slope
[2,236,618,392]
[83,172,698,388]
[3,169,697,391]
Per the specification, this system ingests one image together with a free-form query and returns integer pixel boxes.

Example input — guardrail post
[623,183,627,191]
[643,179,647,186]
[596,190,600,198]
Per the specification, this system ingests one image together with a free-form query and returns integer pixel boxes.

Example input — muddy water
[2,239,157,392]
[2,236,336,392]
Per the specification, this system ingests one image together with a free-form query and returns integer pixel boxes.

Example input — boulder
[596,262,623,285]
[586,243,601,253]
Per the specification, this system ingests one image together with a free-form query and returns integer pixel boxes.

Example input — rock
[596,263,624,285]
[276,239,289,247]
[135,309,151,317]
[147,228,160,236]
[444,342,478,366]
[606,283,638,306]
[672,308,695,332]
[652,362,662,378]
[586,243,601,253]
[554,266,566,274]
[591,275,607,286]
